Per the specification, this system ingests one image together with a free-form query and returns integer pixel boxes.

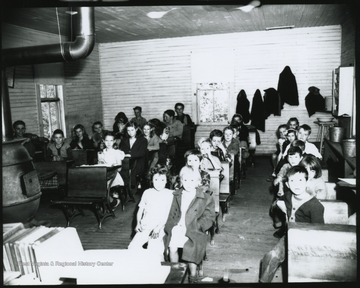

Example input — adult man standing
[131,106,147,129]
[174,102,196,151]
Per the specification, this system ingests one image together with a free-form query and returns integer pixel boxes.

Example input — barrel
[2,139,42,223]
[329,126,344,142]
[342,139,356,158]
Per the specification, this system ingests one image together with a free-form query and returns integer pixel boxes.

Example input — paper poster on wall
[196,82,230,124]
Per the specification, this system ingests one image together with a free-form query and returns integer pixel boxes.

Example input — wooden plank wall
[340,17,356,67]
[3,24,60,135]
[99,25,342,154]
[63,45,103,136]
[3,23,103,138]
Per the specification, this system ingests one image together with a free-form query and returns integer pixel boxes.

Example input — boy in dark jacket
[259,165,324,282]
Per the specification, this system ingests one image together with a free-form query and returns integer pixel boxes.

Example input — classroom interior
[2,1,358,285]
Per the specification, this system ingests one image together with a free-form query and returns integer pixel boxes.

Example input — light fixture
[65,10,78,16]
[146,8,177,19]
[236,0,261,12]
[265,25,295,31]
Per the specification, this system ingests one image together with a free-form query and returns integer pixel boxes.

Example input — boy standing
[131,106,147,129]
[259,166,324,283]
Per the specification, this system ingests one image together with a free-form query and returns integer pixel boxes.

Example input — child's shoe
[273,226,286,238]
[188,275,199,284]
[110,199,121,211]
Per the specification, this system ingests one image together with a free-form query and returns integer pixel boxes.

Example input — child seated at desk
[197,138,222,172]
[128,164,173,261]
[222,126,240,157]
[98,132,126,209]
[259,166,324,283]
[269,124,288,179]
[282,124,322,160]
[299,154,327,199]
[46,129,71,161]
[209,129,231,163]
[185,149,211,189]
[271,146,303,237]
[164,166,215,283]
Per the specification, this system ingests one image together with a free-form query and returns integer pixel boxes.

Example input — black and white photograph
[2,0,357,285]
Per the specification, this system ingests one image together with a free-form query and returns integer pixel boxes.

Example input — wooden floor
[34,155,282,283]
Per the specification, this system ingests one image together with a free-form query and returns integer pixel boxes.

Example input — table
[323,139,356,181]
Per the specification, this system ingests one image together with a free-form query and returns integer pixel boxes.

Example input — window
[36,84,65,138]
[196,82,230,124]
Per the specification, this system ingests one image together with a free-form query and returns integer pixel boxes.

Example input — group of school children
[14,108,331,283]
[126,112,254,283]
[259,117,326,282]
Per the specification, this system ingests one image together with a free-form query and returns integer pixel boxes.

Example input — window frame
[36,84,66,138]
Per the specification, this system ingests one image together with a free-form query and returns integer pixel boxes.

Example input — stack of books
[3,223,171,285]
[3,223,71,284]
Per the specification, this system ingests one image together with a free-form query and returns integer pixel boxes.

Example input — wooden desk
[162,262,188,284]
[323,139,356,182]
[337,179,356,191]
[287,222,357,282]
[34,160,74,188]
[208,169,221,213]
[220,161,230,194]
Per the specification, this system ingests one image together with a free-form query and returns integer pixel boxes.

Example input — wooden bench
[219,161,231,222]
[51,166,115,229]
[208,169,221,244]
[34,160,73,191]
[319,200,349,224]
[287,222,357,282]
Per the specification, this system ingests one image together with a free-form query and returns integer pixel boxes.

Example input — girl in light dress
[128,165,173,261]
[98,132,126,209]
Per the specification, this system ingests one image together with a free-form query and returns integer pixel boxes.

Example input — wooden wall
[3,23,102,138]
[340,14,356,67]
[99,25,342,154]
[2,24,60,135]
[63,45,103,136]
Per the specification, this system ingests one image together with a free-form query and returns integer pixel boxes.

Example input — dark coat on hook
[236,89,251,124]
[250,89,266,132]
[277,66,299,107]
[263,88,282,119]
[305,86,325,117]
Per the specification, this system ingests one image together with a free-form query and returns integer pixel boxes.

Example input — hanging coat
[236,89,251,124]
[263,88,282,119]
[277,66,299,107]
[250,89,266,132]
[305,86,325,117]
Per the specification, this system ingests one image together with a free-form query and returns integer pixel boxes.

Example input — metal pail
[342,139,356,158]
[329,126,344,142]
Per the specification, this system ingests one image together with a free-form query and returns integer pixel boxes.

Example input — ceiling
[1,3,354,44]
